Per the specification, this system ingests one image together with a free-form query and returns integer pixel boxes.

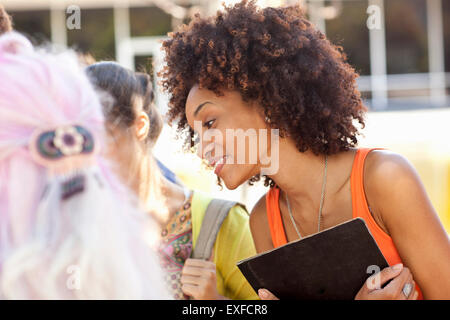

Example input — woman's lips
[207,155,227,175]
[214,158,225,175]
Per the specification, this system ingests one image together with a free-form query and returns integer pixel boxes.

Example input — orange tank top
[265,148,423,299]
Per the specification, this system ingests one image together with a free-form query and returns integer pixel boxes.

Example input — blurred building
[4,0,450,110]
[3,0,450,231]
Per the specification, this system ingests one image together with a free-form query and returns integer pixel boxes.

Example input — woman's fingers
[399,277,416,300]
[182,265,206,277]
[368,266,414,300]
[376,263,404,288]
[181,283,198,297]
[180,274,200,285]
[357,264,418,300]
[182,259,215,277]
[258,289,279,300]
[180,259,220,300]
[382,267,413,299]
[184,258,215,269]
[362,263,403,294]
[407,282,419,300]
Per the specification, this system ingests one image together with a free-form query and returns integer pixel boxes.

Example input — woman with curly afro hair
[160,0,450,299]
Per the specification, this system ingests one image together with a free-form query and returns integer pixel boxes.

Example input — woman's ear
[135,111,150,142]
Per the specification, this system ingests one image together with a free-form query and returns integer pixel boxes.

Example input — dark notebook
[237,218,389,300]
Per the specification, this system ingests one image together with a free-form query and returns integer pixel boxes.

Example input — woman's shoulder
[364,149,418,189]
[363,149,425,231]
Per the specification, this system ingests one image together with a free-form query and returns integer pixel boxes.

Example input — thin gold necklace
[285,154,328,239]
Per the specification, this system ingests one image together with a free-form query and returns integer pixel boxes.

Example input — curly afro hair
[160,0,367,185]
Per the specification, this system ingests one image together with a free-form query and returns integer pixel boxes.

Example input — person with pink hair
[0,32,170,299]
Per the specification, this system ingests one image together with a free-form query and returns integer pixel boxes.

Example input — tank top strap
[265,187,287,248]
[350,148,384,220]
[350,147,402,251]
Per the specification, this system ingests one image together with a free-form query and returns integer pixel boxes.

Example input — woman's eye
[204,119,215,129]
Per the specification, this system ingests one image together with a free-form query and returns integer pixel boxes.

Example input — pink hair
[0,32,170,299]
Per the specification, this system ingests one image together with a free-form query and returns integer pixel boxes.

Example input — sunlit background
[3,0,450,232]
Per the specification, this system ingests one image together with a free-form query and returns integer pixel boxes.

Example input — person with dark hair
[160,0,450,299]
[86,61,258,300]
[0,5,12,34]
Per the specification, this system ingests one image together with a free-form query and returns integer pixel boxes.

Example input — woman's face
[185,85,273,190]
[104,124,140,186]
[104,103,163,184]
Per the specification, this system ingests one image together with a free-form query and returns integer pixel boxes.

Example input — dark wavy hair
[160,0,367,186]
[86,62,162,145]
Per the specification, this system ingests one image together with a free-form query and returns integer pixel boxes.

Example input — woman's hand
[355,263,419,300]
[181,258,224,300]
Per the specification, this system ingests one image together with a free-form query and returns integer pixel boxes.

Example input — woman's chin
[222,179,241,190]
[218,166,255,190]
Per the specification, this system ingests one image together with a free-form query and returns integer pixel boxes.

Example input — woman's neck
[267,138,354,212]
[269,139,326,202]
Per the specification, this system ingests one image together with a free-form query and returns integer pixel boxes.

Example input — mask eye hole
[75,126,94,154]
[37,131,63,159]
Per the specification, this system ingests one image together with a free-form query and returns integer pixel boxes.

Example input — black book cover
[237,217,389,300]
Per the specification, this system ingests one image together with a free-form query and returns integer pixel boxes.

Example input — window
[67,8,115,61]
[385,0,428,74]
[130,6,172,37]
[443,0,450,74]
[325,0,371,76]
[8,10,51,45]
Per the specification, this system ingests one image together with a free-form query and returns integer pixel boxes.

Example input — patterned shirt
[158,191,193,300]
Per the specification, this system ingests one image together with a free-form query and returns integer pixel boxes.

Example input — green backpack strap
[191,198,237,260]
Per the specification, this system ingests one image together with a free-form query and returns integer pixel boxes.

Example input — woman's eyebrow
[194,101,214,117]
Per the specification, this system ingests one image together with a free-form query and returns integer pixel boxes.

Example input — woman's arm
[365,150,450,299]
